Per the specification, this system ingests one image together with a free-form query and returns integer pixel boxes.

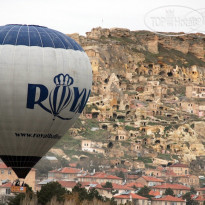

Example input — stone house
[193,103,205,117]
[133,161,145,169]
[148,102,164,116]
[196,187,205,195]
[129,130,139,138]
[145,169,163,177]
[186,85,205,98]
[172,175,199,188]
[77,172,123,184]
[179,101,205,117]
[0,163,36,191]
[152,183,190,195]
[48,167,83,181]
[140,126,164,136]
[144,82,167,99]
[123,161,144,170]
[180,101,195,114]
[81,140,105,154]
[0,182,14,204]
[114,193,148,205]
[135,176,164,187]
[126,175,140,182]
[152,195,186,205]
[84,46,100,74]
[130,143,142,152]
[115,129,128,141]
[134,107,148,121]
[95,183,134,198]
[126,182,144,190]
[152,158,169,166]
[57,181,91,192]
[0,182,12,195]
[93,185,113,199]
[156,85,167,98]
[107,168,128,178]
[168,164,189,176]
[106,109,115,119]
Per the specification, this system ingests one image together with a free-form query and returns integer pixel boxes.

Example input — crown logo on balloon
[53,73,73,86]
[48,73,74,120]
[27,72,91,121]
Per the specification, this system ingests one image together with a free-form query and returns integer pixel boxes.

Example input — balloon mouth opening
[0,155,41,179]
[6,24,47,28]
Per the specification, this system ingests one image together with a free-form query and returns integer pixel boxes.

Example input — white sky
[0,0,204,35]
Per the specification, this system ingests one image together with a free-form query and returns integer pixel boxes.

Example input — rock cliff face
[64,27,205,172]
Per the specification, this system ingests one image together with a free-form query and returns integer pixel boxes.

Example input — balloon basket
[11,185,26,193]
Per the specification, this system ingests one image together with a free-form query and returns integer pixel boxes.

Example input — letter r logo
[26,84,48,109]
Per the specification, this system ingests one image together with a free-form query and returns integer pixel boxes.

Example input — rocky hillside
[52,27,205,174]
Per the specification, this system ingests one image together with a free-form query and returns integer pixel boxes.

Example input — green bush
[37,182,67,205]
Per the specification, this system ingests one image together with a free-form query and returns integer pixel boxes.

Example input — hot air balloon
[0,24,92,179]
